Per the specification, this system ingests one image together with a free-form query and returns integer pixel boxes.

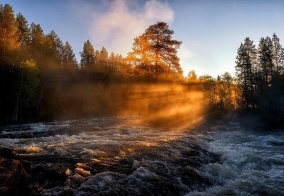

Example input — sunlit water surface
[0,117,283,195]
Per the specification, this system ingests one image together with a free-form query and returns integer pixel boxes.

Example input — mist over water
[54,83,206,130]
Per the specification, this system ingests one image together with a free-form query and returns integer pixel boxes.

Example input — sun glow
[117,83,207,130]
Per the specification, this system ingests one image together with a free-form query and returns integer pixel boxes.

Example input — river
[0,116,283,195]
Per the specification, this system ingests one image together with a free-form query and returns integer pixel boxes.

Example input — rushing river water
[190,124,284,196]
[0,117,284,195]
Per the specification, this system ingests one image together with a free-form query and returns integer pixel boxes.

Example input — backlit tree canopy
[0,4,21,63]
[80,40,95,69]
[128,22,182,79]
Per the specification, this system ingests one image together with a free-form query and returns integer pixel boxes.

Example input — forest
[1,4,284,129]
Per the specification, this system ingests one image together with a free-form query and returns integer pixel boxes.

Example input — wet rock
[65,173,85,189]
[0,148,18,159]
[58,188,76,196]
[77,172,129,196]
[20,160,33,174]
[42,163,71,176]
[41,187,77,196]
[0,158,32,195]
[31,164,68,189]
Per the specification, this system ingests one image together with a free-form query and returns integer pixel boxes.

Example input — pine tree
[258,37,274,86]
[44,30,63,69]
[62,41,77,71]
[30,23,45,51]
[108,52,116,71]
[0,4,20,65]
[16,13,30,47]
[80,40,95,70]
[128,22,182,79]
[146,22,182,75]
[0,5,41,122]
[96,47,108,71]
[279,48,284,75]
[127,34,152,76]
[272,33,283,79]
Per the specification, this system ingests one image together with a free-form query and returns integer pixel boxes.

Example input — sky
[2,0,284,77]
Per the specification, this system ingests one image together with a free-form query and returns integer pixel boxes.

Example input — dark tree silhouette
[235,37,257,109]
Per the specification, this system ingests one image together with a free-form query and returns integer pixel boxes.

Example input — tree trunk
[36,88,43,113]
[13,74,24,122]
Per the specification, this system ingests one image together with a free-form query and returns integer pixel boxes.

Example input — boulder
[0,148,18,159]
[31,164,68,189]
[0,158,32,195]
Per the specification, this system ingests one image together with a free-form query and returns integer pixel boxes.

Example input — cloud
[89,0,174,55]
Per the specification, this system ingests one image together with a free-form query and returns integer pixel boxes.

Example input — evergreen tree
[62,41,77,71]
[80,40,95,69]
[16,13,30,47]
[199,75,217,106]
[128,22,182,79]
[0,4,41,122]
[272,34,282,77]
[235,37,257,109]
[96,47,108,71]
[29,22,45,72]
[15,12,31,64]
[30,23,45,51]
[0,4,20,65]
[279,48,284,76]
[187,70,197,82]
[258,37,274,86]
[44,30,63,69]
[220,72,235,110]
[108,52,116,71]
[235,34,284,126]
[128,34,152,76]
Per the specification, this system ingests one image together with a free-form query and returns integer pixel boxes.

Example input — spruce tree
[258,37,274,86]
[80,40,95,70]
[235,37,257,109]
[62,41,77,71]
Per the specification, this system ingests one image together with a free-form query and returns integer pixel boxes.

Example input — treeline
[2,3,282,128]
[0,4,187,124]
[197,34,284,127]
[236,35,284,127]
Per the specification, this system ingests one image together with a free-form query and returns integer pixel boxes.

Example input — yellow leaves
[21,59,36,68]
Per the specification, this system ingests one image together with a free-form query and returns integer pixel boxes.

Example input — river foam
[0,117,283,195]
[190,124,284,195]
